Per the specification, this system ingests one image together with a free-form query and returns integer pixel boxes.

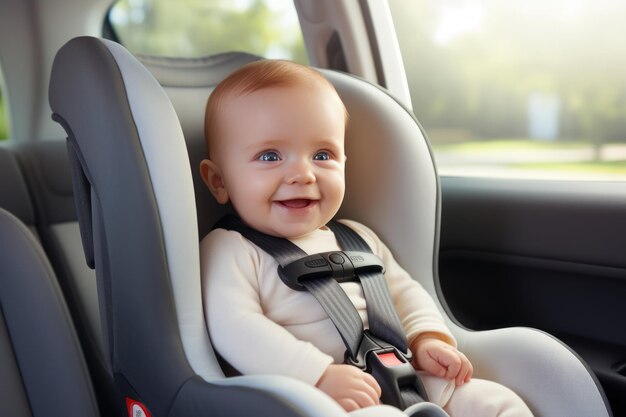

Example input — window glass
[108,0,307,64]
[388,0,626,181]
[0,68,8,141]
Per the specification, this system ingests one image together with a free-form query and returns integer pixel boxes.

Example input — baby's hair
[204,59,347,158]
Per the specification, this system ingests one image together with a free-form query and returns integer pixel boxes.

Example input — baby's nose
[285,159,316,184]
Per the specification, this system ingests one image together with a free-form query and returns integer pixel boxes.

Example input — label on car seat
[126,398,152,417]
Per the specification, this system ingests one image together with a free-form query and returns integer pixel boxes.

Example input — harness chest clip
[278,250,384,291]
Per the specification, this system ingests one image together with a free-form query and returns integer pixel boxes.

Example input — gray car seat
[0,207,100,417]
[13,141,118,416]
[50,36,402,417]
[49,36,612,417]
[0,147,36,234]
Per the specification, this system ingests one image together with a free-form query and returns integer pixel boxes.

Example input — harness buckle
[346,331,428,409]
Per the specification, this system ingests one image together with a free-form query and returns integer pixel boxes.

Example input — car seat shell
[50,36,409,417]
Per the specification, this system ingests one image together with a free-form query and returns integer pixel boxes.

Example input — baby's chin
[265,225,321,240]
[259,220,330,240]
[236,209,337,239]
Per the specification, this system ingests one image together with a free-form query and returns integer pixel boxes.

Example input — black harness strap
[214,214,429,409]
[327,221,409,353]
[300,277,364,358]
[215,214,409,360]
[215,215,364,358]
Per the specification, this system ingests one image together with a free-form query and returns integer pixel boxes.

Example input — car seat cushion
[0,208,99,417]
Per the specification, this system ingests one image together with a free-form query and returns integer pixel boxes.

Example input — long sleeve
[201,229,334,386]
[201,221,455,387]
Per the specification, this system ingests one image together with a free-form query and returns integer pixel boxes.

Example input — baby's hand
[413,335,473,386]
[316,364,382,411]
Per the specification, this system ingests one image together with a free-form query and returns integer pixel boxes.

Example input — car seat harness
[215,214,429,410]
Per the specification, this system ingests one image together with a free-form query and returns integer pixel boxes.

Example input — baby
[199,59,533,416]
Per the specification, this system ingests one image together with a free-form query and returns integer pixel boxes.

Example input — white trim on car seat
[103,40,223,380]
[457,326,611,416]
[215,375,408,417]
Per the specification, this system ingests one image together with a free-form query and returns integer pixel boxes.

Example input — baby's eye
[313,151,331,161]
[258,151,280,162]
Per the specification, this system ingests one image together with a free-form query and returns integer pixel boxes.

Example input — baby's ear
[199,159,229,204]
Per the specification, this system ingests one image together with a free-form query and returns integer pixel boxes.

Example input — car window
[107,0,307,64]
[388,0,626,181]
[0,69,8,141]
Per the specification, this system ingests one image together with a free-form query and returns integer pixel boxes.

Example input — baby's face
[213,82,346,238]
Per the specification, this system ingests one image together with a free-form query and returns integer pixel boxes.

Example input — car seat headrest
[138,52,263,88]
[138,52,262,238]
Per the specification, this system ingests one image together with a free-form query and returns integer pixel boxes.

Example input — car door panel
[438,176,626,415]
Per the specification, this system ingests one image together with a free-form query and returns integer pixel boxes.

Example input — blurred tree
[110,0,307,63]
[389,0,626,145]
[0,85,7,140]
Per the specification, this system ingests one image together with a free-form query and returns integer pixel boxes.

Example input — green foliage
[388,0,626,144]
[432,139,626,179]
[433,139,590,152]
[110,0,307,63]
[0,86,8,140]
[516,160,626,174]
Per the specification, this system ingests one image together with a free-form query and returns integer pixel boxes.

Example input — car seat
[49,36,406,417]
[13,140,118,416]
[48,36,612,417]
[0,147,37,233]
[0,207,100,417]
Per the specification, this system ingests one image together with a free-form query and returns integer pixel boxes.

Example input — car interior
[0,206,100,417]
[0,1,624,417]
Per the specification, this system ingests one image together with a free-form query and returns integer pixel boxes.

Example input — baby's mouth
[278,199,316,209]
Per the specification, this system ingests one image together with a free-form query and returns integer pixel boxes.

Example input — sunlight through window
[389,0,626,181]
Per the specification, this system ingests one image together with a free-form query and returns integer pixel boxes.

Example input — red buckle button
[126,398,152,417]
[377,352,403,367]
